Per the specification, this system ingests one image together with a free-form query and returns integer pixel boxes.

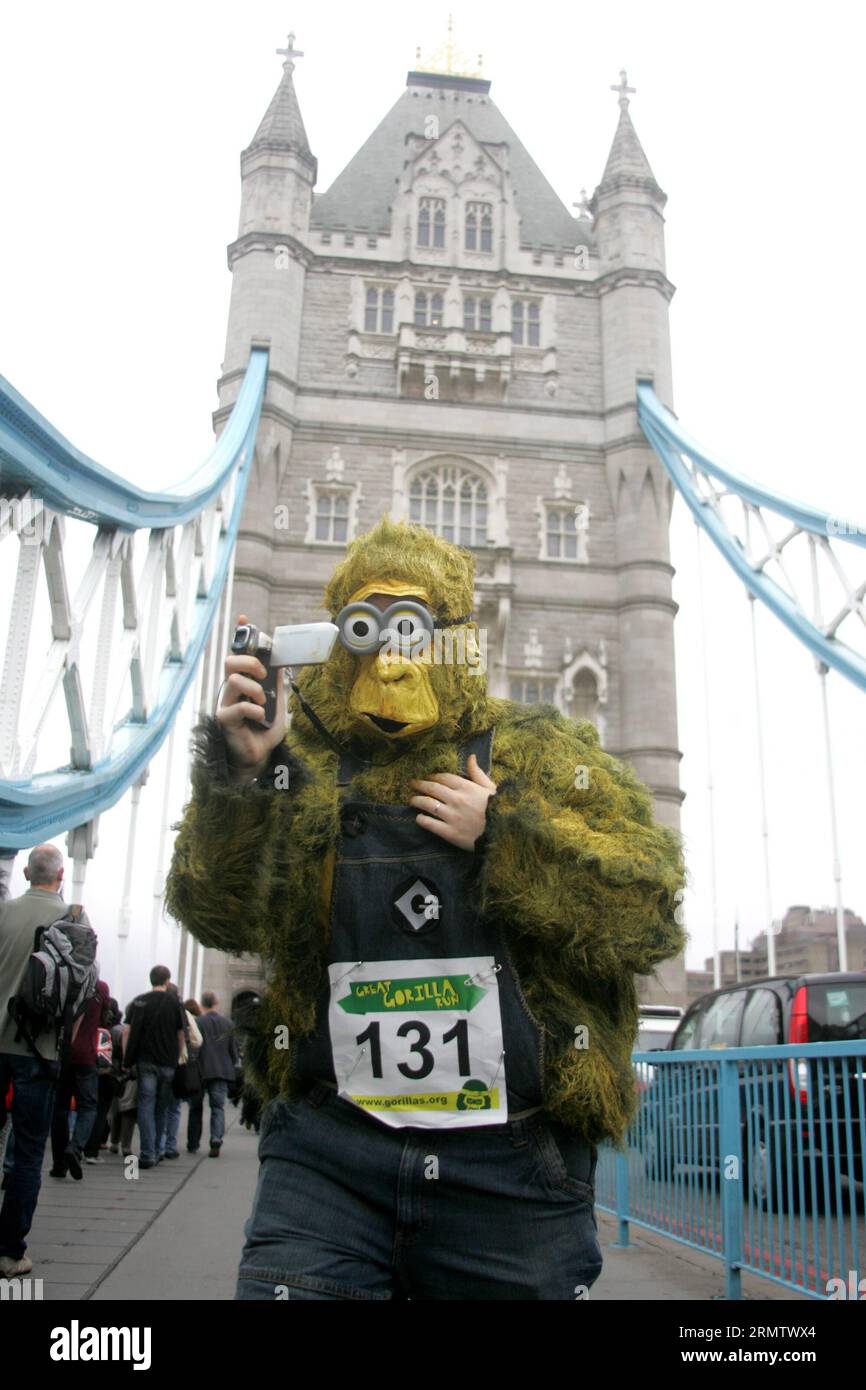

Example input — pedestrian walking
[123,966,186,1168]
[109,1003,138,1158]
[0,846,67,1276]
[84,998,122,1161]
[188,993,239,1158]
[49,977,110,1179]
[159,989,202,1159]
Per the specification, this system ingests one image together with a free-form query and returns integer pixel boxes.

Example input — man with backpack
[0,844,79,1276]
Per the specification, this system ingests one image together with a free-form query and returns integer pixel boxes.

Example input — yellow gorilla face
[290,521,490,752]
[346,587,440,739]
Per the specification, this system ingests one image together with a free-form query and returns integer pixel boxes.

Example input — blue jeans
[160,1096,182,1155]
[0,1052,58,1260]
[51,1062,99,1169]
[188,1079,228,1150]
[136,1063,176,1163]
[236,1083,603,1300]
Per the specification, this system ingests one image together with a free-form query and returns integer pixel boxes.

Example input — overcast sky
[1,0,864,1000]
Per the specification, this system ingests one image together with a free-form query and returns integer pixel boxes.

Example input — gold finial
[414,14,483,79]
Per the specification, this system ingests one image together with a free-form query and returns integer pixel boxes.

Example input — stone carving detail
[325,448,345,482]
[524,629,544,668]
[465,337,497,355]
[553,465,572,499]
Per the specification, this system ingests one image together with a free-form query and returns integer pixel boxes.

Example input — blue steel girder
[0,351,268,530]
[0,348,268,845]
[637,383,866,694]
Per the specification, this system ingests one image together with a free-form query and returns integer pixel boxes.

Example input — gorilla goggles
[335,599,471,657]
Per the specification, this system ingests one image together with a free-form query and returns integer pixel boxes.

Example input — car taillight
[788,986,810,1105]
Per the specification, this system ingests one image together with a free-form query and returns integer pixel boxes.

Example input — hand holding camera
[217,613,290,781]
[218,612,338,783]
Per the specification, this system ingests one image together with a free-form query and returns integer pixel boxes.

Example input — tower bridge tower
[206,35,685,1009]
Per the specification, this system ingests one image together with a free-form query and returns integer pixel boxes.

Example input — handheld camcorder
[230,622,339,728]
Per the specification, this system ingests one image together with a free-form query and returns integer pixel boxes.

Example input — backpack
[6,904,99,1073]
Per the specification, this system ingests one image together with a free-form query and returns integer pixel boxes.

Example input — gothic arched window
[509,677,557,705]
[409,464,489,546]
[463,296,492,331]
[569,668,599,723]
[546,506,578,558]
[512,300,541,346]
[465,202,493,252]
[315,490,349,543]
[414,291,444,328]
[418,197,446,249]
[364,286,394,334]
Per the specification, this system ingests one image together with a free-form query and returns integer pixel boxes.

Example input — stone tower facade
[204,39,686,1012]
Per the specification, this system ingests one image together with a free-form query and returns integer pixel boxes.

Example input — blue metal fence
[597,1042,866,1299]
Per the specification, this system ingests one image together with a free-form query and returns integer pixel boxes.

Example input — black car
[642,972,866,1209]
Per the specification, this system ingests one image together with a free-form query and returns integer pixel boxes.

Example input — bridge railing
[0,348,268,994]
[597,1042,866,1299]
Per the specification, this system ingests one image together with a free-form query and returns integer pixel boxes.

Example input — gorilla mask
[290,519,490,749]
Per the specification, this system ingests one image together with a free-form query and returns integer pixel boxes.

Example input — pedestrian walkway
[25,1110,257,1301]
[591,1217,810,1301]
[21,1115,811,1301]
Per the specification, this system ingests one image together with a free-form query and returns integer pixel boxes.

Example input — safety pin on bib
[333,960,364,987]
[488,1050,505,1094]
[464,963,502,987]
[345,1046,367,1085]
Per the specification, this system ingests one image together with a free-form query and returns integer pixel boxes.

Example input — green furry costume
[165,519,686,1147]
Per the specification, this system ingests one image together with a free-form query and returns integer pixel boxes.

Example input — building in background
[686,905,866,1001]
[193,30,686,1011]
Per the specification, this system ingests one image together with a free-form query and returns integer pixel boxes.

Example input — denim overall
[293,727,544,1121]
[237,728,603,1299]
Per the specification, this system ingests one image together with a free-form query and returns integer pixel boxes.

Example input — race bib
[328,956,507,1129]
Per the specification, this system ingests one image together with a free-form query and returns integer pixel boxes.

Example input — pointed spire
[246,31,315,169]
[597,69,662,196]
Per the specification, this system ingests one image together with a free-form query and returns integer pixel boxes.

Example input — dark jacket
[197,1011,240,1082]
[69,980,110,1067]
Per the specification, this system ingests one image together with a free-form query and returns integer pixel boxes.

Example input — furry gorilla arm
[164,717,307,955]
[473,708,687,979]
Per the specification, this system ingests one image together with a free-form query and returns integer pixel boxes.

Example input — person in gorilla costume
[166,517,686,1300]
